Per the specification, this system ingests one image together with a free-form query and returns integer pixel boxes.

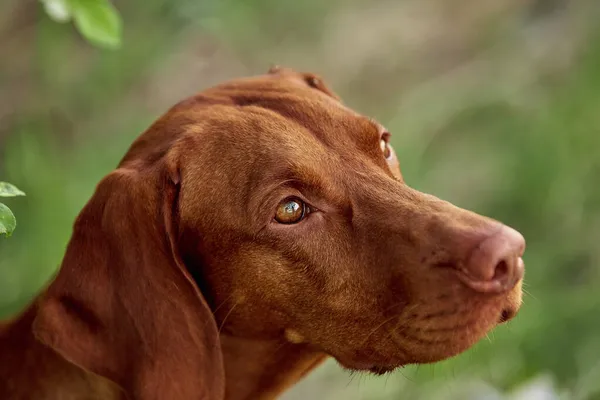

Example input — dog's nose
[457,225,525,294]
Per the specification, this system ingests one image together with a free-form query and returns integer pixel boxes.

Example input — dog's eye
[380,137,393,160]
[275,198,308,224]
[305,75,321,89]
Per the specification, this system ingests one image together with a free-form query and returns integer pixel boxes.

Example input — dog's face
[175,68,524,373]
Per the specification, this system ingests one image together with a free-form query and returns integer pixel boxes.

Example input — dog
[0,67,525,400]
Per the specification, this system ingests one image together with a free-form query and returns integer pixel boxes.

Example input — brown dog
[0,67,525,400]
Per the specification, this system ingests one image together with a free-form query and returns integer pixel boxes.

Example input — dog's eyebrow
[344,116,385,150]
[252,162,344,217]
[366,117,388,137]
[265,164,332,195]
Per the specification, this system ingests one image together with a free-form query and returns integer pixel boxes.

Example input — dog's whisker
[218,302,239,334]
[359,313,400,348]
[213,293,236,315]
[397,367,415,383]
[346,370,357,388]
[521,287,538,302]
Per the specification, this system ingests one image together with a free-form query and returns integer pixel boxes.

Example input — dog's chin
[367,365,401,375]
[331,349,411,375]
[335,358,404,376]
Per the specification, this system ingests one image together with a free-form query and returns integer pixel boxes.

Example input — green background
[1,0,599,398]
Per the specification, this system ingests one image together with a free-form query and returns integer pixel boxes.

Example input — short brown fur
[0,67,525,400]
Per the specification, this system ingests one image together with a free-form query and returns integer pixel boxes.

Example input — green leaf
[70,0,122,49]
[0,203,16,237]
[0,182,26,197]
[40,0,72,23]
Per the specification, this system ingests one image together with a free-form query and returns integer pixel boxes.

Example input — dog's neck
[219,334,327,400]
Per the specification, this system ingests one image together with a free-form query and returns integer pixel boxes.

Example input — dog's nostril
[493,260,509,282]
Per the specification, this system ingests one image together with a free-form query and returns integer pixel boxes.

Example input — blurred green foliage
[40,0,122,49]
[1,0,599,399]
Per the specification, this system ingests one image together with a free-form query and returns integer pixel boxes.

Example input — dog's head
[175,67,525,371]
[33,67,524,398]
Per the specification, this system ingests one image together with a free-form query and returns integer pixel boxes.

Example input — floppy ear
[32,158,224,400]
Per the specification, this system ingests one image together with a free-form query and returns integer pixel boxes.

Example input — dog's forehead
[204,73,383,149]
[132,72,390,187]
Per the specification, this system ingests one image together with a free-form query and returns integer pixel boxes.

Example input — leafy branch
[40,0,123,49]
[0,182,26,238]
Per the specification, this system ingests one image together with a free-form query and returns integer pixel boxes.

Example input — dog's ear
[32,155,224,400]
[267,66,342,101]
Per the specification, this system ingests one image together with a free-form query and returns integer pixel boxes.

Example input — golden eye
[275,198,308,224]
[380,138,392,159]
